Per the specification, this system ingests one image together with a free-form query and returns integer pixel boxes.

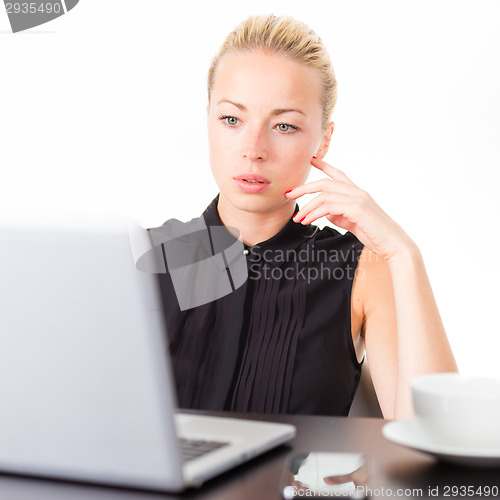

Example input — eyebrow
[217,99,306,116]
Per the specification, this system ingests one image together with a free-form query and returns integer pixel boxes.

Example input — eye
[218,115,240,126]
[276,123,299,134]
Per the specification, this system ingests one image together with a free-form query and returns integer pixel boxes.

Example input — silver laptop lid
[0,220,184,491]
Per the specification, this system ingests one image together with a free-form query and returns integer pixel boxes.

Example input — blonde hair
[207,14,337,132]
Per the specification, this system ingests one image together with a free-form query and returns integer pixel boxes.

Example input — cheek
[280,129,317,158]
[208,124,235,162]
[295,164,312,185]
[278,140,315,178]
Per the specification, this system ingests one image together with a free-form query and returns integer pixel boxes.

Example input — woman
[157,14,458,420]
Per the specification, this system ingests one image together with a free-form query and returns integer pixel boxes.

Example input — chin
[223,190,291,215]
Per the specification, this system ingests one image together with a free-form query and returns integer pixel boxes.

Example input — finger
[286,178,358,200]
[298,201,355,226]
[311,156,358,187]
[323,474,354,486]
[286,179,335,199]
[293,193,352,222]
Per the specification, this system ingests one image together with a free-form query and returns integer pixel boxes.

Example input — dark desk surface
[0,411,498,500]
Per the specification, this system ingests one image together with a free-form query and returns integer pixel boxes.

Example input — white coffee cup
[412,373,500,450]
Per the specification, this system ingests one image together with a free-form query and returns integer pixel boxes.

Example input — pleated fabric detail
[229,242,310,413]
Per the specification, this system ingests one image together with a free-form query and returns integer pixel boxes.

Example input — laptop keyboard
[179,438,230,462]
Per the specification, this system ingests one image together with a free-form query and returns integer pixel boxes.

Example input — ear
[315,121,334,160]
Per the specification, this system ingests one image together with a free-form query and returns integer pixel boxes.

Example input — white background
[1,0,499,377]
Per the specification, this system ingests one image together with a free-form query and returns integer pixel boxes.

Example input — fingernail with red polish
[300,216,306,223]
[312,155,317,159]
[285,190,292,194]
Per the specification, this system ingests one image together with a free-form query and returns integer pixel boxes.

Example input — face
[207,50,333,216]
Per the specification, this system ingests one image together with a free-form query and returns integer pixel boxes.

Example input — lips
[233,173,271,193]
[233,173,271,184]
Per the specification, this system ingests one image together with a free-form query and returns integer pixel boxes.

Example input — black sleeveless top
[156,196,364,416]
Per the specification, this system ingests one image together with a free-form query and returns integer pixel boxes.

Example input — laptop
[0,218,295,492]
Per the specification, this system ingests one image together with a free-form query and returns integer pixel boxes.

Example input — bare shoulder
[350,246,390,354]
[351,245,397,357]
[352,246,395,321]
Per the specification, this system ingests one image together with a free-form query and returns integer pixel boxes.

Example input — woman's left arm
[286,157,458,420]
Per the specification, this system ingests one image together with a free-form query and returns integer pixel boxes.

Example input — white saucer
[382,418,500,468]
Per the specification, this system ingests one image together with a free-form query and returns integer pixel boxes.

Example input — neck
[216,195,296,246]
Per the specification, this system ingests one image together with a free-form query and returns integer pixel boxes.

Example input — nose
[242,126,268,161]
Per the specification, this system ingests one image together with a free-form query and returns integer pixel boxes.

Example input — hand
[286,157,415,262]
[323,463,369,488]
